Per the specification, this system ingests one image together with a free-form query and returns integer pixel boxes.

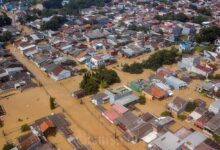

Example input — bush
[3,143,14,150]
[177,114,187,121]
[161,111,173,117]
[185,102,197,112]
[122,63,143,74]
[138,95,146,105]
[21,124,30,132]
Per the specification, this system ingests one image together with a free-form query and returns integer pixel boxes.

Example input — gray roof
[184,132,207,149]
[152,131,184,150]
[91,92,108,101]
[204,113,220,133]
[85,30,105,39]
[44,63,59,73]
[210,100,220,109]
[115,94,139,106]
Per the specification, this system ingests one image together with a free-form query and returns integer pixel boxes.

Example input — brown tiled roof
[18,132,40,150]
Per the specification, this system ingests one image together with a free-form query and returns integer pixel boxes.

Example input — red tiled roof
[150,86,167,99]
[112,103,128,114]
[52,66,64,76]
[196,64,212,73]
[39,119,55,133]
[103,108,120,123]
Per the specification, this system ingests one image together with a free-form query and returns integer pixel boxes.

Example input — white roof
[189,111,202,121]
[142,131,158,143]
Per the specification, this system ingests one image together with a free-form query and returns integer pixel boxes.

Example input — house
[179,41,193,53]
[182,24,196,35]
[149,131,184,150]
[164,75,187,90]
[204,113,220,136]
[120,43,149,58]
[129,79,150,93]
[195,138,220,150]
[18,42,36,54]
[84,30,106,42]
[86,53,116,69]
[39,119,56,136]
[183,131,207,150]
[91,92,109,105]
[208,100,220,114]
[167,97,188,115]
[178,56,213,77]
[156,67,174,78]
[194,112,214,129]
[196,81,215,93]
[102,103,128,124]
[215,37,220,46]
[142,85,168,101]
[49,66,71,81]
[203,50,218,61]
[18,132,42,150]
[104,86,139,106]
[188,107,207,122]
[174,127,193,140]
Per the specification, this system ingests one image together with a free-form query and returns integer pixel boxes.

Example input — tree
[185,102,197,112]
[197,7,212,16]
[0,14,12,27]
[142,49,178,70]
[50,97,56,110]
[122,63,143,74]
[42,0,63,9]
[80,67,120,95]
[191,15,209,24]
[21,124,30,132]
[0,31,12,42]
[161,111,173,117]
[3,143,14,150]
[138,95,146,105]
[41,15,67,31]
[155,13,189,22]
[195,26,220,43]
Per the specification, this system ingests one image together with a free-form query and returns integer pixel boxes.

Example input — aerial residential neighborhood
[0,0,220,150]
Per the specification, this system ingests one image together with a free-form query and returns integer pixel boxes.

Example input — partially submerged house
[178,56,213,78]
[164,75,187,90]
[208,100,220,114]
[104,86,139,106]
[167,97,188,115]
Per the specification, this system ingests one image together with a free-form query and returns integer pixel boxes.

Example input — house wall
[129,82,142,93]
[142,91,153,101]
[208,105,220,114]
[51,70,71,81]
